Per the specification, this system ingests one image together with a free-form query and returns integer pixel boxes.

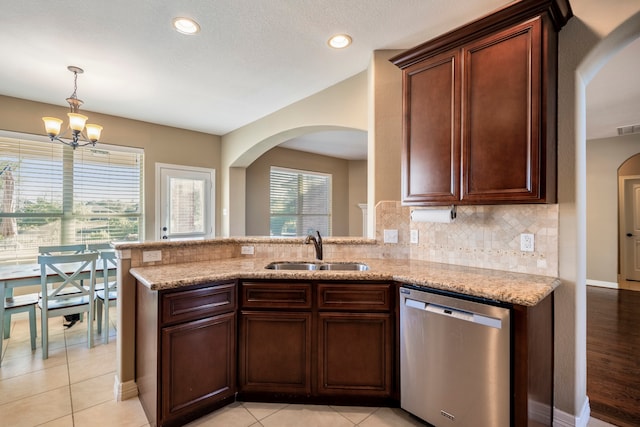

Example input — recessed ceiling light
[173,17,200,35]
[328,34,352,49]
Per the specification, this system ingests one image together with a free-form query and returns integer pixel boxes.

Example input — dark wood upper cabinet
[391,0,572,205]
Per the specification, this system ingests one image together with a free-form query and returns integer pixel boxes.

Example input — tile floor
[0,310,616,427]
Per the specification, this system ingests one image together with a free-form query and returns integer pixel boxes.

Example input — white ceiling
[0,0,637,160]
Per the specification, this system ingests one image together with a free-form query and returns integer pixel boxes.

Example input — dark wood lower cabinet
[317,312,392,398]
[237,280,395,405]
[239,311,312,395]
[161,313,236,423]
[136,281,237,427]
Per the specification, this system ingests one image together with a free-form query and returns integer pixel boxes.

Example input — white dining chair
[37,251,98,359]
[3,293,38,351]
[88,244,117,342]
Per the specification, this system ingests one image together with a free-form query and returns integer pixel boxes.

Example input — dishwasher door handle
[425,303,503,329]
[404,298,426,310]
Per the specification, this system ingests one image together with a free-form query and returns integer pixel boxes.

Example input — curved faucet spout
[304,230,323,260]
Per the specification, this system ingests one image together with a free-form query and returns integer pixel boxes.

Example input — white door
[623,178,640,281]
[156,163,214,241]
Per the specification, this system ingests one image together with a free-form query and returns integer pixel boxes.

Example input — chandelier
[42,66,103,149]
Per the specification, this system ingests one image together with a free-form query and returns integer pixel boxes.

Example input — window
[269,167,331,237]
[0,132,144,264]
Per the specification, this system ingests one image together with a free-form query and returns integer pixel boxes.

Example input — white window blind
[269,167,331,237]
[0,133,143,264]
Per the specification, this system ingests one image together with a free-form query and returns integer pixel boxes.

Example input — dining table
[0,255,116,364]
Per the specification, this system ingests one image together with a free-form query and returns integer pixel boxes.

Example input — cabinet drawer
[317,283,392,311]
[241,282,312,309]
[161,282,236,325]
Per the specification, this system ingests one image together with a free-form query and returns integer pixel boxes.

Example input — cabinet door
[402,50,461,204]
[161,312,236,424]
[317,312,392,397]
[461,17,543,202]
[239,311,312,395]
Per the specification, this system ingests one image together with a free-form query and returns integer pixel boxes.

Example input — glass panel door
[157,163,214,240]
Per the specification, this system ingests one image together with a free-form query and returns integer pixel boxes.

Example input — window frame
[269,166,332,237]
[0,130,144,264]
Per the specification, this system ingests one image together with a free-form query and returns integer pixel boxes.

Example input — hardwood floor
[587,285,640,427]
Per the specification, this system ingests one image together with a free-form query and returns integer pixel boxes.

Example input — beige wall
[348,160,368,236]
[369,50,403,206]
[586,133,640,284]
[245,146,366,236]
[0,95,222,239]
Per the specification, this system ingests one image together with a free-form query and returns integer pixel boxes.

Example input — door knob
[627,233,633,237]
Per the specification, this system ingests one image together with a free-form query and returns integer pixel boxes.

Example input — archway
[575,9,640,424]
[226,125,367,236]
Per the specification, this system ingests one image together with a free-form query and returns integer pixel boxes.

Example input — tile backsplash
[375,201,558,276]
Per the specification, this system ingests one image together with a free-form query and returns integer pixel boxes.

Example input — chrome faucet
[304,230,323,260]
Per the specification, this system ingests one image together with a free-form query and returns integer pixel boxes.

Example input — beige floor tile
[260,404,354,427]
[0,386,72,427]
[358,407,428,427]
[185,402,260,427]
[71,371,117,411]
[67,344,117,384]
[66,337,116,363]
[330,405,378,424]
[38,415,74,427]
[242,401,288,420]
[0,347,67,381]
[0,363,70,405]
[72,397,149,427]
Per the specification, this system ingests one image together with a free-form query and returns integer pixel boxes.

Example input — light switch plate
[241,245,255,255]
[142,250,162,262]
[384,229,398,244]
[410,229,419,244]
[520,234,534,252]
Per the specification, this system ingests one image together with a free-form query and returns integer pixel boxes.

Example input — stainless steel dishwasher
[400,286,511,427]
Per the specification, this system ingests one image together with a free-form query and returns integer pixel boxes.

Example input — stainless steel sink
[319,262,369,271]
[264,261,320,270]
[265,261,369,271]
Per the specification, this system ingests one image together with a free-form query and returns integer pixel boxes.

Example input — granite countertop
[129,257,559,306]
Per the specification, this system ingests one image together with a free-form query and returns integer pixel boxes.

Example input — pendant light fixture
[42,66,103,149]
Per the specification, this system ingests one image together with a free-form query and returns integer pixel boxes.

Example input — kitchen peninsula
[115,237,558,427]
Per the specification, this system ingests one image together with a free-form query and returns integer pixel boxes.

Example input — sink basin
[265,261,369,271]
[264,262,319,270]
[319,262,369,271]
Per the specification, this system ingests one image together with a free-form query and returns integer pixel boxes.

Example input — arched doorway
[577,9,640,426]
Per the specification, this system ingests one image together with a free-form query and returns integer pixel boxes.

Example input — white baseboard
[114,375,138,401]
[554,398,590,427]
[586,279,618,289]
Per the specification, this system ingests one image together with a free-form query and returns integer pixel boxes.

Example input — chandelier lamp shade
[42,66,103,149]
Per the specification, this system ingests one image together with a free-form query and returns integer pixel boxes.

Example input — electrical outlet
[383,229,398,244]
[241,245,255,255]
[142,250,162,262]
[410,229,419,244]
[520,234,534,252]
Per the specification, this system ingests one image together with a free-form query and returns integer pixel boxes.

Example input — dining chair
[3,293,38,351]
[88,244,118,342]
[38,251,98,359]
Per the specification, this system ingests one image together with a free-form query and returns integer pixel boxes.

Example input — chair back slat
[38,244,87,255]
